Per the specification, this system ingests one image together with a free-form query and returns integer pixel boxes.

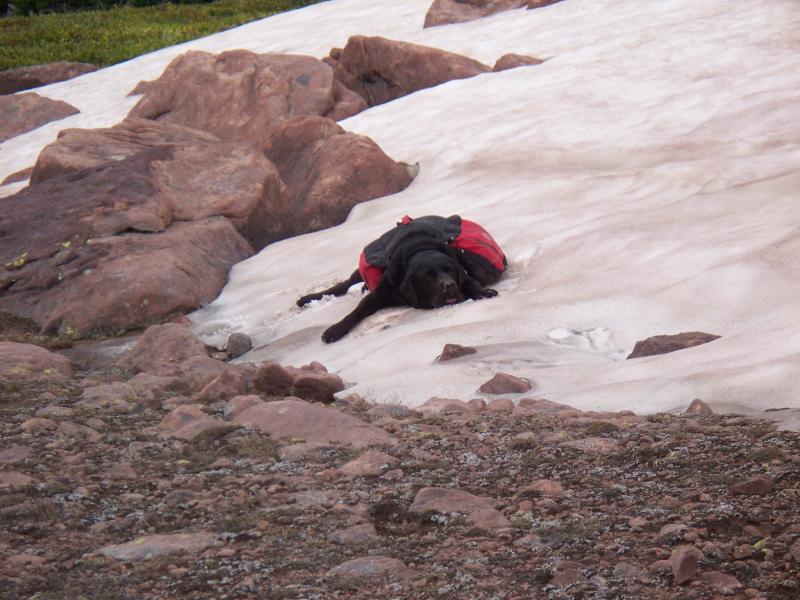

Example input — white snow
[2,0,800,422]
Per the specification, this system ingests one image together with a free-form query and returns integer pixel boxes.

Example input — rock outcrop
[263,115,413,237]
[324,36,491,107]
[0,92,79,142]
[0,62,97,95]
[128,50,366,151]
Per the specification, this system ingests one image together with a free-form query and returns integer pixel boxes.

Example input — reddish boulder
[325,36,490,107]
[338,450,399,477]
[128,50,365,151]
[263,116,414,239]
[150,404,228,440]
[231,399,395,448]
[0,61,97,95]
[627,331,721,359]
[98,533,221,561]
[291,371,345,404]
[1,215,251,337]
[114,323,207,376]
[27,119,287,250]
[0,92,79,142]
[424,0,527,28]
[669,545,703,584]
[685,398,714,416]
[0,341,72,381]
[410,487,496,514]
[493,53,545,71]
[478,372,532,394]
[252,362,295,397]
[225,332,252,359]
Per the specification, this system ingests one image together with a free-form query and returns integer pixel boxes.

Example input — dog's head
[395,250,466,309]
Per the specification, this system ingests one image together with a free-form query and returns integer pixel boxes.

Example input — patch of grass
[0,0,325,71]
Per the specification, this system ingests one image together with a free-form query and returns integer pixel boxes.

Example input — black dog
[297,216,506,343]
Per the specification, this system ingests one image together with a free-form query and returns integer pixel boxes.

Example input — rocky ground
[1,324,799,600]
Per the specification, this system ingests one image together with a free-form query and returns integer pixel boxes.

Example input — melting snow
[2,0,800,420]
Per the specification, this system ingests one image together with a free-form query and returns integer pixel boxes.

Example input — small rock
[730,475,773,496]
[369,404,418,418]
[685,398,714,416]
[279,442,339,463]
[328,523,379,545]
[479,372,532,394]
[98,532,220,561]
[3,554,46,571]
[151,405,228,440]
[669,545,703,584]
[20,417,57,433]
[410,487,495,514]
[700,571,742,594]
[34,405,74,418]
[684,419,705,433]
[520,479,566,498]
[114,323,208,375]
[417,397,476,414]
[466,507,512,530]
[194,369,249,403]
[436,343,477,361]
[102,462,138,480]
[516,398,576,414]
[0,446,33,464]
[627,331,720,359]
[0,471,36,490]
[733,544,755,560]
[493,53,545,72]
[559,436,618,454]
[327,555,412,581]
[225,333,252,358]
[291,371,345,403]
[487,398,515,412]
[339,450,399,477]
[252,362,295,396]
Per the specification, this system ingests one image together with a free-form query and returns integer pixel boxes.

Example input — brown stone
[669,545,703,584]
[225,333,252,359]
[328,523,379,545]
[685,398,715,416]
[129,50,364,152]
[730,475,773,496]
[151,405,228,441]
[627,331,721,359]
[493,53,545,71]
[0,471,36,490]
[559,436,618,454]
[487,398,515,412]
[291,371,345,403]
[263,116,413,240]
[516,398,577,414]
[479,372,532,394]
[417,397,476,414]
[520,479,566,498]
[98,532,221,561]
[115,324,207,376]
[338,450,399,477]
[0,61,97,95]
[699,571,742,594]
[1,167,33,185]
[231,399,395,448]
[0,92,79,143]
[466,508,512,530]
[327,556,412,580]
[410,487,496,514]
[436,343,478,361]
[0,341,72,381]
[194,369,250,403]
[325,36,490,107]
[252,362,295,397]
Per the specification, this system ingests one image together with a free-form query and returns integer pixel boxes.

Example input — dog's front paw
[322,323,348,343]
[481,288,499,299]
[297,293,319,307]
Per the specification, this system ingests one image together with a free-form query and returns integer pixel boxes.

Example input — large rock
[263,116,414,238]
[410,487,496,514]
[324,36,491,107]
[0,341,72,380]
[114,323,207,375]
[150,405,228,440]
[27,119,287,250]
[231,399,395,448]
[0,62,97,95]
[424,0,564,27]
[0,213,252,336]
[128,50,366,151]
[627,331,721,359]
[0,92,79,142]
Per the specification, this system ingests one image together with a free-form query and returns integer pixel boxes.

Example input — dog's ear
[398,273,418,306]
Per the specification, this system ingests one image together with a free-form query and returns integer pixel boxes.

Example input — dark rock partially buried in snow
[0,61,97,95]
[493,53,545,71]
[324,36,491,107]
[263,115,414,239]
[627,331,721,359]
[128,50,366,152]
[436,343,477,361]
[225,333,252,359]
[424,0,564,28]
[478,372,532,394]
[0,92,79,143]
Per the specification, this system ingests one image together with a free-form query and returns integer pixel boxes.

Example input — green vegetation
[0,0,324,71]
